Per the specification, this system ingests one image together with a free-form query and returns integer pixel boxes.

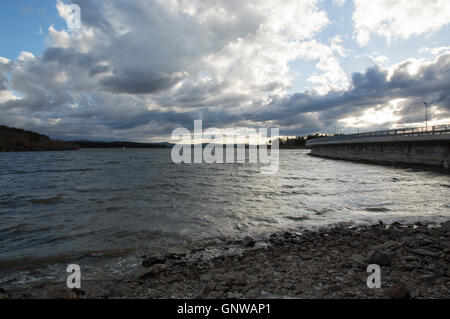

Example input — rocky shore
[2,221,449,299]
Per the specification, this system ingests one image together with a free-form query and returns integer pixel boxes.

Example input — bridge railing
[306,124,450,146]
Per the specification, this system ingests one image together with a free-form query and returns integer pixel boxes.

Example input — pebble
[387,282,410,299]
[243,237,255,248]
[367,250,392,266]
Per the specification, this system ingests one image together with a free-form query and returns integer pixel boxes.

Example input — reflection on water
[0,149,449,284]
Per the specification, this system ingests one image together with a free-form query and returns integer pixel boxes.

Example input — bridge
[306,124,450,170]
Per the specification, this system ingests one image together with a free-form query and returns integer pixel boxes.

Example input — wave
[29,196,63,205]
[365,207,390,213]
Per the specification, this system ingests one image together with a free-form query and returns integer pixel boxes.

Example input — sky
[0,0,450,142]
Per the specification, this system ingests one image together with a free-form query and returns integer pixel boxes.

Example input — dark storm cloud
[43,47,97,67]
[0,77,7,91]
[100,70,187,95]
[0,60,12,92]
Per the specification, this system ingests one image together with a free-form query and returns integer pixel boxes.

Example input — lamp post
[423,101,429,131]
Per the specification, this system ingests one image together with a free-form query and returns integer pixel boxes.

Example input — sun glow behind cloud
[338,99,404,128]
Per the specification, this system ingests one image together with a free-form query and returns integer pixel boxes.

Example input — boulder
[367,250,392,266]
[138,264,167,279]
[243,237,255,248]
[142,256,165,268]
[387,282,410,299]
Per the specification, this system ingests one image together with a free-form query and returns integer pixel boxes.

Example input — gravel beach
[2,221,449,299]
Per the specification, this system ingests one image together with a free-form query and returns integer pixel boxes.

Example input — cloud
[333,0,347,6]
[0,1,331,134]
[17,51,36,62]
[419,46,450,56]
[353,0,450,46]
[260,53,450,131]
[366,52,388,65]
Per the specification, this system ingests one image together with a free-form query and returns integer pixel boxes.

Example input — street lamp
[423,101,429,131]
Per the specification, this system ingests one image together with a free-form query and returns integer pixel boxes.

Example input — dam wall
[306,125,450,170]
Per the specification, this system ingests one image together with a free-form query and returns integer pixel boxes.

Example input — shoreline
[2,220,449,299]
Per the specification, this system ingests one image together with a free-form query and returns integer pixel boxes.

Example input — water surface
[0,149,448,286]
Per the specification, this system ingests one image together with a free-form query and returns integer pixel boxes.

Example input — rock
[350,254,367,268]
[387,282,410,299]
[82,285,109,298]
[243,237,255,248]
[260,291,284,299]
[411,248,440,258]
[404,255,418,262]
[367,250,392,266]
[214,284,229,292]
[327,284,342,293]
[191,248,205,254]
[285,255,297,263]
[142,256,165,268]
[138,264,167,279]
[208,291,224,299]
[195,284,211,299]
[361,232,375,240]
[439,221,450,234]
[402,237,434,249]
[47,289,78,299]
[0,288,10,299]
[301,253,313,261]
[376,241,401,251]
[165,253,186,260]
[403,263,417,271]
[200,274,213,282]
[227,292,243,299]
[214,272,245,285]
[112,285,131,297]
[419,274,438,282]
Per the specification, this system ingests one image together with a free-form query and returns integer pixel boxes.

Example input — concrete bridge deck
[306,125,450,170]
[306,125,450,146]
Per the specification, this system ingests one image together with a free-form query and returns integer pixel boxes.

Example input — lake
[0,148,448,287]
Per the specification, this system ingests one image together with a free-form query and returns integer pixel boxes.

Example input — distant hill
[0,125,80,152]
[72,141,172,149]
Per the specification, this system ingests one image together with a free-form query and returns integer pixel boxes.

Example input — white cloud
[0,57,11,65]
[17,51,35,62]
[419,46,450,55]
[293,40,349,94]
[333,0,347,6]
[0,90,19,104]
[353,0,450,46]
[366,52,388,64]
